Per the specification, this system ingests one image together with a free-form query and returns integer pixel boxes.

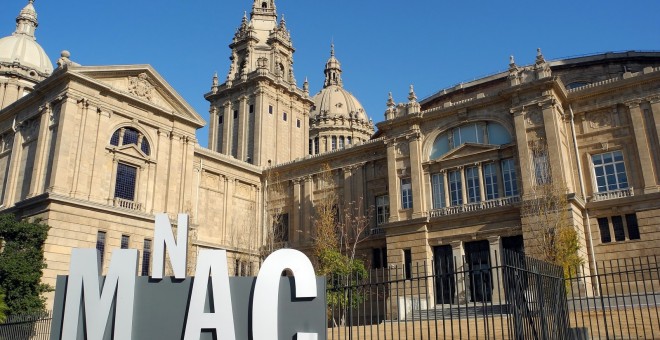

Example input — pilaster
[28,103,52,197]
[409,133,425,217]
[292,178,302,244]
[386,141,401,222]
[627,100,658,193]
[487,235,505,303]
[222,101,232,155]
[512,108,533,198]
[450,240,466,304]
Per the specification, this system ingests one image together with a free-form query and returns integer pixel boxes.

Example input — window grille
[121,235,130,249]
[96,231,106,264]
[141,239,151,276]
[114,163,137,201]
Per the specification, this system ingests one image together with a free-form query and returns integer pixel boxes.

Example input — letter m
[61,248,137,340]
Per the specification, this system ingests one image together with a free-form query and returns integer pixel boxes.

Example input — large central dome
[308,45,374,155]
[0,1,53,75]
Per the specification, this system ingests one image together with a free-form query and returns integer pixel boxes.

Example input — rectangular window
[466,166,481,203]
[283,112,287,121]
[309,140,313,155]
[268,105,273,114]
[448,170,463,206]
[401,178,413,209]
[314,137,319,155]
[338,136,345,149]
[114,163,137,201]
[431,173,445,209]
[502,158,518,197]
[404,249,412,280]
[96,231,106,264]
[597,217,611,243]
[121,234,130,249]
[372,248,382,269]
[249,104,254,113]
[219,115,224,125]
[626,214,640,240]
[376,195,390,225]
[331,136,337,150]
[297,119,301,128]
[141,238,151,276]
[483,163,498,200]
[592,150,628,192]
[347,136,352,145]
[612,215,625,242]
[233,110,238,119]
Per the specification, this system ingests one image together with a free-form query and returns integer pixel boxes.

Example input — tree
[261,169,289,260]
[0,214,51,316]
[521,141,582,276]
[0,289,8,322]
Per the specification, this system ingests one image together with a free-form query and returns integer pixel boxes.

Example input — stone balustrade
[429,195,520,217]
[591,187,634,202]
[113,197,142,211]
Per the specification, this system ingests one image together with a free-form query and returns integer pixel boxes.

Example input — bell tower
[205,0,312,166]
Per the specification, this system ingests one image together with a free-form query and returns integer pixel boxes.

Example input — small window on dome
[262,2,268,8]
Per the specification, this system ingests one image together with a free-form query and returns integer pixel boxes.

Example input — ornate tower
[0,0,53,110]
[205,0,312,166]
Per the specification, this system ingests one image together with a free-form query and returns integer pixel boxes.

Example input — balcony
[429,195,520,217]
[591,187,634,202]
[368,227,385,236]
[113,197,142,211]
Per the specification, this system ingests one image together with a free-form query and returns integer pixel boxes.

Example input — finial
[536,48,545,64]
[509,55,515,67]
[279,14,286,28]
[387,92,396,108]
[303,77,309,93]
[330,43,335,57]
[408,85,417,103]
[212,72,218,86]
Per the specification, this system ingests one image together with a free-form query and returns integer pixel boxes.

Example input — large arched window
[430,121,511,160]
[110,127,151,156]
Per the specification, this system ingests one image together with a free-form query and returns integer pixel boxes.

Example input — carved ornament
[588,111,612,129]
[128,73,154,101]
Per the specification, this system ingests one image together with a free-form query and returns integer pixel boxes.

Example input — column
[409,134,425,217]
[477,162,486,202]
[450,240,467,304]
[650,98,660,157]
[4,127,24,206]
[303,176,313,238]
[513,109,533,198]
[386,141,401,222]
[443,170,450,207]
[460,166,468,205]
[28,103,52,197]
[292,179,301,244]
[254,89,264,166]
[487,236,505,304]
[221,101,232,155]
[209,106,219,152]
[495,160,505,199]
[237,95,248,161]
[628,101,658,193]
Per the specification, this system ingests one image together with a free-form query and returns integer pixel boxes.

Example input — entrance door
[433,245,455,304]
[465,240,492,302]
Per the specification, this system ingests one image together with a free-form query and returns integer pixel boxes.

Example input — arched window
[262,2,268,8]
[110,127,151,156]
[430,121,511,160]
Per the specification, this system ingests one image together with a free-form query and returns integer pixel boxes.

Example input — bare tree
[261,169,289,260]
[521,141,582,275]
[313,163,340,265]
[338,197,373,263]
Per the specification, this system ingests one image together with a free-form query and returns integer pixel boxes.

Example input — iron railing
[0,310,52,340]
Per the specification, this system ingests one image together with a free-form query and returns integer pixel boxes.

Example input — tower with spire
[205,0,312,166]
[0,0,53,109]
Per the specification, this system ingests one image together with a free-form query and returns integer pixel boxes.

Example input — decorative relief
[128,73,154,101]
[588,111,612,129]
[525,110,543,126]
[235,182,251,197]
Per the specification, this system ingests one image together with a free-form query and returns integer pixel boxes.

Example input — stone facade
[1,0,660,309]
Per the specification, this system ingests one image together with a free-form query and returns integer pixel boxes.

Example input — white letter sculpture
[61,248,138,340]
[184,249,236,340]
[252,249,318,340]
[152,213,188,279]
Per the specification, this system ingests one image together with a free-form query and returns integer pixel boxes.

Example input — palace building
[1,0,660,307]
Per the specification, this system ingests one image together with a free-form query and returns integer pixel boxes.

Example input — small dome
[0,1,53,75]
[310,85,369,122]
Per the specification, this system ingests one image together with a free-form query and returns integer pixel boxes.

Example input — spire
[323,43,343,88]
[279,14,286,29]
[15,0,38,38]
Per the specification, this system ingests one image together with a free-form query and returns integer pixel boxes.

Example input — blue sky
[3,1,658,148]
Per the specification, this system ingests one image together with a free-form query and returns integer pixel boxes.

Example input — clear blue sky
[3,1,659,148]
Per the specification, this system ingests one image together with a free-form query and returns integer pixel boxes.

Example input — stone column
[209,106,219,152]
[237,95,248,161]
[495,160,505,198]
[221,101,232,155]
[443,170,450,207]
[292,179,302,244]
[253,88,264,166]
[650,97,660,159]
[409,134,425,217]
[386,141,401,222]
[487,236,505,304]
[628,101,658,193]
[512,108,533,198]
[303,176,313,239]
[460,166,468,205]
[541,101,569,187]
[477,162,486,201]
[450,240,467,304]
[28,103,52,197]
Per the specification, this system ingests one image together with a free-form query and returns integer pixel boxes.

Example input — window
[372,247,387,269]
[314,137,319,155]
[114,163,137,201]
[309,140,313,155]
[338,136,345,149]
[466,166,481,203]
[401,178,413,209]
[331,136,337,150]
[96,231,106,264]
[347,137,352,145]
[483,163,498,200]
[448,170,463,206]
[297,119,301,128]
[121,234,130,249]
[502,159,518,197]
[597,214,640,244]
[376,195,390,225]
[141,239,151,276]
[431,173,445,209]
[403,249,412,280]
[234,110,238,119]
[592,150,628,192]
[283,112,287,121]
[430,122,511,160]
[249,104,254,113]
[110,127,150,156]
[598,218,611,243]
[219,115,224,125]
[268,105,273,114]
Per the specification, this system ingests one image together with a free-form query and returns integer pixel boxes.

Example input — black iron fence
[326,251,660,340]
[0,310,52,340]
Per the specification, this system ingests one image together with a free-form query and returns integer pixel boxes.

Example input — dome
[310,85,369,121]
[0,1,53,75]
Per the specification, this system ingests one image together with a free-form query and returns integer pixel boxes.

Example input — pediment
[440,143,499,160]
[69,65,205,128]
[114,144,149,160]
